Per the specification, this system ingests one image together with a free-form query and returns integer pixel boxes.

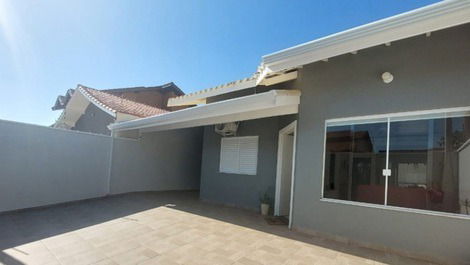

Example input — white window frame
[320,106,470,220]
[219,136,259,175]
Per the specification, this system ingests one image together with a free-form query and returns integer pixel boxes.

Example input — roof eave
[261,0,470,73]
[110,89,301,133]
[77,86,117,118]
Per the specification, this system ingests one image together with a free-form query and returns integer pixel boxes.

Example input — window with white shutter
[219,136,258,175]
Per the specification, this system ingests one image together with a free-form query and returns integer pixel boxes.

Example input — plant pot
[260,203,270,216]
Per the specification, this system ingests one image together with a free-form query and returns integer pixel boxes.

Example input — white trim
[320,105,470,220]
[106,136,114,195]
[325,106,470,125]
[169,70,299,107]
[384,118,391,205]
[320,121,327,200]
[320,198,470,221]
[261,0,470,73]
[77,87,117,118]
[274,120,297,229]
[457,138,470,153]
[109,90,301,132]
[320,106,470,199]
[168,77,257,107]
[258,70,298,86]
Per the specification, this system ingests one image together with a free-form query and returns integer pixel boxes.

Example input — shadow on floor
[0,191,433,265]
[0,191,194,251]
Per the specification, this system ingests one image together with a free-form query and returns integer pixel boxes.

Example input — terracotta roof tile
[79,86,168,118]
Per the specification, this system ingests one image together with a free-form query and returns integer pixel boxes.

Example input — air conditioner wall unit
[215,122,239,137]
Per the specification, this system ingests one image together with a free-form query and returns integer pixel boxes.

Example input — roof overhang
[109,89,300,133]
[53,87,118,128]
[259,0,470,76]
[168,70,298,107]
[168,77,257,107]
[54,91,91,128]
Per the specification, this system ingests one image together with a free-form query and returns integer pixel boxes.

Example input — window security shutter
[219,136,258,175]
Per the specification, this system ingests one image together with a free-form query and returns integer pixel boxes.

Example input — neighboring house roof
[52,89,75,110]
[51,82,183,111]
[101,82,184,95]
[79,85,168,118]
[53,83,181,129]
[169,0,470,107]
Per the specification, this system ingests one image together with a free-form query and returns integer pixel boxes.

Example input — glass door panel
[324,121,388,204]
[387,116,470,214]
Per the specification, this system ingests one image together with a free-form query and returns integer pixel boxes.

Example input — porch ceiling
[109,89,301,133]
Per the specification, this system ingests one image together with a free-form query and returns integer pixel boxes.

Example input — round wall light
[382,72,394,84]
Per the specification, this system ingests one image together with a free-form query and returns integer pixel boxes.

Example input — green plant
[259,191,271,204]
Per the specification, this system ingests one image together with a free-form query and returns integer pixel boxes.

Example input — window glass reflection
[388,117,470,214]
[324,122,387,204]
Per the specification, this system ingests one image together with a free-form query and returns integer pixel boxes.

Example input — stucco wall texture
[293,23,470,263]
[199,115,296,210]
[0,119,203,213]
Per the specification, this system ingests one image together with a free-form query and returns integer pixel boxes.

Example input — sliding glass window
[323,110,470,216]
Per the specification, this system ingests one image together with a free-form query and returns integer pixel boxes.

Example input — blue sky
[0,0,439,126]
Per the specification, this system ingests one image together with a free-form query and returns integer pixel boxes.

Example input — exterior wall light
[382,72,394,84]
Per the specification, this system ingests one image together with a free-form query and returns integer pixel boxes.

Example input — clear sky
[0,0,439,126]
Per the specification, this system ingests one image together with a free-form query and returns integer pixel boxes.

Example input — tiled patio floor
[0,191,435,265]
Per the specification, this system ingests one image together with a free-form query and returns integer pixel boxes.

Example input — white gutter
[109,90,301,133]
[261,0,470,73]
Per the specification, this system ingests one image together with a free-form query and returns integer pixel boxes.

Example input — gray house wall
[0,120,203,213]
[200,115,296,210]
[110,127,203,194]
[293,23,470,263]
[73,103,115,135]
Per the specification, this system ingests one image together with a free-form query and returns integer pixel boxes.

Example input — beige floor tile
[110,246,158,265]
[57,248,107,265]
[92,259,120,265]
[98,239,142,258]
[0,191,437,265]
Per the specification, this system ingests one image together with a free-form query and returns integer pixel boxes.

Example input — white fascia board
[116,113,140,122]
[77,87,117,118]
[168,78,257,107]
[140,105,299,133]
[259,71,298,86]
[261,0,470,72]
[109,89,301,132]
[59,91,91,127]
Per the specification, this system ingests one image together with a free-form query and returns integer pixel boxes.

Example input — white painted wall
[0,119,111,212]
[0,119,203,213]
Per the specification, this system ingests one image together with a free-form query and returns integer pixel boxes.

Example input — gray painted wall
[200,115,296,210]
[73,103,115,135]
[110,127,203,194]
[293,24,470,263]
[0,119,111,212]
[0,120,203,213]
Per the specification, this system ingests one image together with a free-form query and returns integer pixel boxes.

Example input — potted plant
[259,191,271,216]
